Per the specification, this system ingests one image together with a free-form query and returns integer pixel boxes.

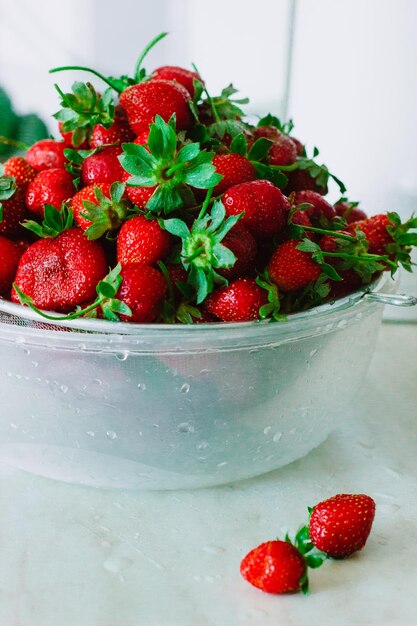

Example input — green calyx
[199,83,250,140]
[295,147,346,194]
[279,526,327,595]
[53,81,115,147]
[161,196,241,303]
[81,182,130,240]
[228,131,289,190]
[0,173,17,221]
[119,115,222,215]
[257,113,294,135]
[23,203,74,238]
[64,146,100,188]
[256,273,287,322]
[157,261,202,324]
[14,263,132,323]
[385,211,417,272]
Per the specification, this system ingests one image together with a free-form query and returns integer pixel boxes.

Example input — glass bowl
[0,274,399,489]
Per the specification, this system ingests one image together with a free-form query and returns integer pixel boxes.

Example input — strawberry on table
[309,493,376,558]
[26,168,75,217]
[240,540,307,594]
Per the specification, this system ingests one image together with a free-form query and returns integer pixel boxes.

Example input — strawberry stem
[133,32,168,83]
[50,66,123,93]
[0,136,29,150]
[300,225,357,242]
[198,188,214,219]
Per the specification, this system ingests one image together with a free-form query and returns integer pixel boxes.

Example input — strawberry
[205,277,267,322]
[240,540,307,594]
[328,269,363,299]
[117,214,172,266]
[151,65,202,97]
[0,236,24,294]
[26,139,67,172]
[26,169,75,217]
[120,79,193,135]
[3,157,37,189]
[223,180,290,239]
[121,168,156,207]
[285,169,326,195]
[89,117,135,149]
[268,133,297,166]
[81,146,124,186]
[348,214,392,256]
[58,121,90,150]
[116,264,167,322]
[217,223,257,279]
[268,240,321,292]
[309,493,376,558]
[334,199,367,224]
[253,125,281,143]
[212,153,257,195]
[293,190,336,221]
[12,228,107,312]
[71,182,129,239]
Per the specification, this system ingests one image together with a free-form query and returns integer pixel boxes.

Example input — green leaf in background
[0,86,48,161]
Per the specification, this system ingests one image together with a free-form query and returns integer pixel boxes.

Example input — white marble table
[1,323,416,626]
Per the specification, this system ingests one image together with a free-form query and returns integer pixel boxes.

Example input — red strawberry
[3,157,37,189]
[328,269,363,299]
[268,240,321,292]
[12,228,107,312]
[0,236,24,294]
[291,209,313,232]
[291,136,304,156]
[0,191,26,236]
[218,223,257,279]
[26,169,75,217]
[117,214,172,266]
[334,200,367,224]
[319,231,352,253]
[133,130,151,146]
[121,168,156,207]
[294,190,336,221]
[89,118,135,149]
[269,133,298,166]
[71,183,129,238]
[205,277,267,322]
[151,65,202,97]
[309,493,376,558]
[240,540,306,594]
[212,154,256,195]
[253,125,281,143]
[285,169,326,195]
[26,140,67,172]
[117,264,167,322]
[81,146,124,186]
[223,180,290,239]
[348,214,392,256]
[120,79,193,135]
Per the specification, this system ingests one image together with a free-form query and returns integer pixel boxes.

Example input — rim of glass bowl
[0,273,396,352]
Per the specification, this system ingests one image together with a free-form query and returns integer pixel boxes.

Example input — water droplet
[93,378,102,385]
[180,383,190,394]
[384,466,402,478]
[197,440,209,450]
[309,348,318,357]
[199,369,211,376]
[10,423,18,430]
[337,319,347,329]
[60,384,69,394]
[86,431,95,437]
[273,432,282,443]
[217,461,228,468]
[263,426,272,435]
[177,422,194,434]
[23,348,30,356]
[115,351,129,361]
[6,372,12,377]
[31,361,38,368]
[137,383,146,391]
[106,431,118,440]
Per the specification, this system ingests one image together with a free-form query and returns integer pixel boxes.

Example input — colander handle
[364,292,417,307]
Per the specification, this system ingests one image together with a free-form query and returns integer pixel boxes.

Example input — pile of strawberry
[1,32,416,324]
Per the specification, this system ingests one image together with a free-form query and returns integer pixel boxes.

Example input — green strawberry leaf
[23,203,74,238]
[248,137,273,162]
